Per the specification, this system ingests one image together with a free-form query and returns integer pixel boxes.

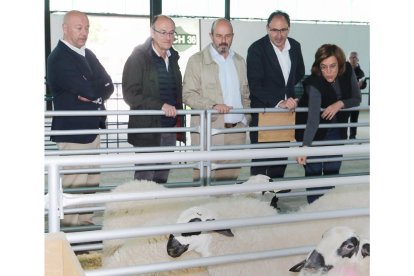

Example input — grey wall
[200,20,370,77]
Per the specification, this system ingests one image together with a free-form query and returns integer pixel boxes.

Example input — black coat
[247,36,305,108]
[47,40,114,143]
[246,35,305,143]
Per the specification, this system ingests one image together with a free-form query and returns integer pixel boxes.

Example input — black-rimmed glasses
[268,28,289,35]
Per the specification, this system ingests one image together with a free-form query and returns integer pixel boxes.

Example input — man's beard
[218,43,229,54]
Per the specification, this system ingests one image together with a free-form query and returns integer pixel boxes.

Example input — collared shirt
[271,38,291,86]
[152,43,171,71]
[60,39,86,57]
[209,44,245,124]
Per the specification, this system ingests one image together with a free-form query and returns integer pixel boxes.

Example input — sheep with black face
[289,226,370,276]
[167,183,369,275]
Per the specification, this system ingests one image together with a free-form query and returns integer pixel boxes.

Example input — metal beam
[150,0,162,24]
[44,0,53,110]
[225,0,230,19]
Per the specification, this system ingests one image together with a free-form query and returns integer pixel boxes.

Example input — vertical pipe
[44,0,53,110]
[225,0,230,20]
[48,164,61,232]
[150,0,162,24]
[206,111,212,186]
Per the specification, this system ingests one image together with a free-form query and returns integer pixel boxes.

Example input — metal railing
[44,107,369,187]
[44,145,369,275]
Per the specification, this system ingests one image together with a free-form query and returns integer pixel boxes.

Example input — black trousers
[348,110,359,138]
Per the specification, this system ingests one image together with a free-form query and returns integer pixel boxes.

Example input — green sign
[173,26,197,52]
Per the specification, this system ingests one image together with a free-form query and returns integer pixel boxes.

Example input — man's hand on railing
[162,103,177,118]
[277,97,298,110]
[213,104,232,114]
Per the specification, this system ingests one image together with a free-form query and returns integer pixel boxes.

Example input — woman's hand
[321,100,344,120]
[296,156,307,165]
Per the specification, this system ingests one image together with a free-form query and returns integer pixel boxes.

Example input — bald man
[122,15,184,183]
[183,18,250,182]
[47,10,114,226]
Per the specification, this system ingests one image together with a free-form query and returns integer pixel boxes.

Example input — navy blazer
[47,40,114,143]
[247,35,305,109]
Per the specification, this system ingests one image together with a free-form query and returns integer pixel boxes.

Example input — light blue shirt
[209,44,245,124]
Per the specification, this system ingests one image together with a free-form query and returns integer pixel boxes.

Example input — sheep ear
[302,250,333,272]
[214,228,234,237]
[361,243,370,258]
[289,259,306,272]
[167,234,189,258]
[337,237,359,258]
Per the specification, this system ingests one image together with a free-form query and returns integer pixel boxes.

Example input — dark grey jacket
[122,38,184,147]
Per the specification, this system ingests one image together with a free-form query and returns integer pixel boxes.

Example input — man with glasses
[246,11,305,195]
[122,15,184,183]
[183,18,250,182]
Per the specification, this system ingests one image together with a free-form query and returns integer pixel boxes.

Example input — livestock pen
[44,107,369,275]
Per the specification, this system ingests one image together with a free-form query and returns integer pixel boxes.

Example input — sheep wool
[101,180,212,257]
[168,183,369,276]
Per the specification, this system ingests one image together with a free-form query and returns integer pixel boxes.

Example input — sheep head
[167,206,234,258]
[241,174,273,184]
[289,226,369,276]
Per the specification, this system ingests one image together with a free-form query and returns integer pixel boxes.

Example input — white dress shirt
[210,45,246,124]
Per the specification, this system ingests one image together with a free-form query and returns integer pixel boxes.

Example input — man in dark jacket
[47,10,114,226]
[247,10,305,180]
[347,51,366,139]
[122,15,184,183]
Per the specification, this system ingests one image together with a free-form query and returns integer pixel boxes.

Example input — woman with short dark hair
[295,44,361,203]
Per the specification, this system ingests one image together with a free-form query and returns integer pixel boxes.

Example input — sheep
[101,179,213,261]
[102,178,368,275]
[101,177,275,275]
[167,182,369,275]
[294,182,370,240]
[289,226,370,275]
[102,215,210,276]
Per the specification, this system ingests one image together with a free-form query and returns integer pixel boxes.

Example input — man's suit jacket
[246,35,305,143]
[47,40,114,143]
[246,35,305,109]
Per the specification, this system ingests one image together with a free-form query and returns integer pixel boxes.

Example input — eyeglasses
[320,63,338,72]
[268,28,289,35]
[152,27,177,38]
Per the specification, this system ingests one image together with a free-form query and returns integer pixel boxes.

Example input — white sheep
[101,178,368,275]
[101,180,213,261]
[101,178,277,275]
[289,226,370,275]
[167,182,369,275]
[103,215,210,276]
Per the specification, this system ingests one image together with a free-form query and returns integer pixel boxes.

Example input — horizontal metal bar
[45,144,369,167]
[85,245,315,276]
[45,145,201,156]
[57,175,368,208]
[67,207,368,243]
[45,109,202,117]
[45,126,193,136]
